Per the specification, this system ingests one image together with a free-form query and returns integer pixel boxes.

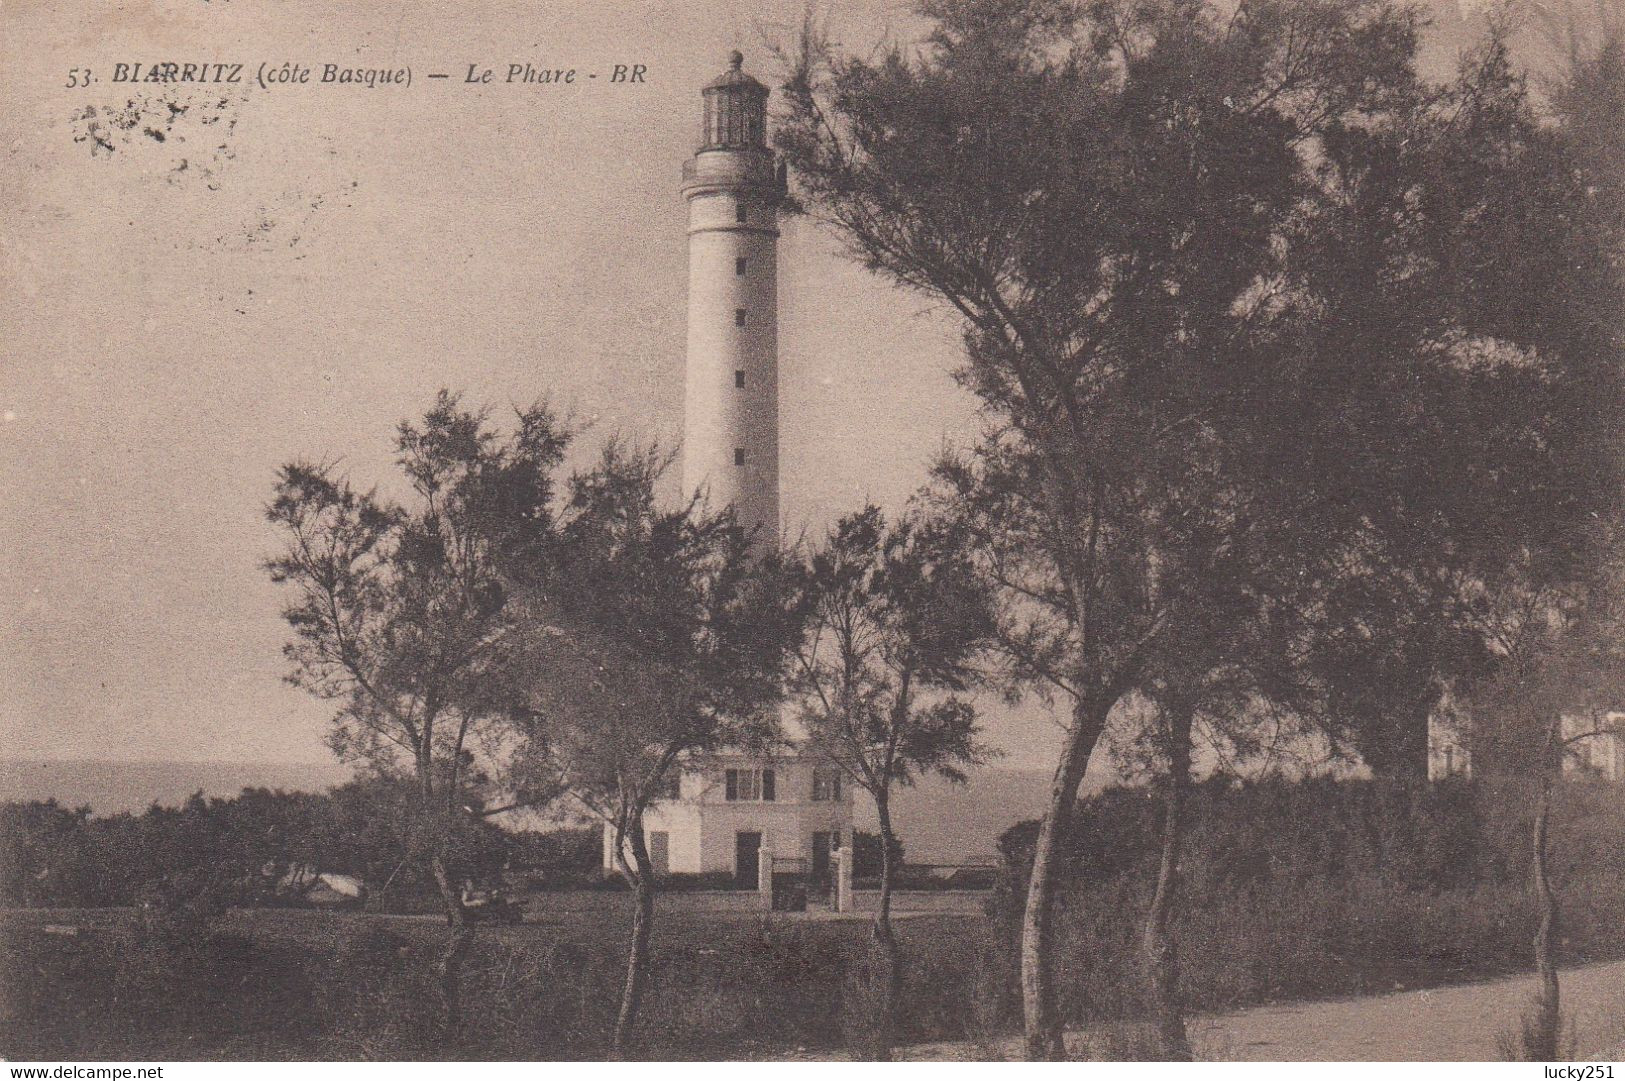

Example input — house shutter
[725,769,737,801]
[762,769,775,801]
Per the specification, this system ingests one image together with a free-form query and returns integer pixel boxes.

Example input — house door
[648,831,669,877]
[734,831,762,889]
[811,831,832,886]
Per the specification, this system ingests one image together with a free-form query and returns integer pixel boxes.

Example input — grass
[1025,871,1625,1027]
[0,904,992,1060]
[6,870,1625,1061]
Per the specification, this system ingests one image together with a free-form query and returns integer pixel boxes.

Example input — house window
[812,768,842,801]
[725,767,776,801]
[735,370,745,388]
[735,308,747,327]
[655,772,681,800]
[736,201,748,224]
[734,447,745,466]
[736,257,747,276]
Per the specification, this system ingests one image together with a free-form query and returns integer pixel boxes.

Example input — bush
[133,870,235,946]
[313,925,444,1060]
[0,801,104,906]
[0,925,124,1057]
[984,775,1625,1036]
[852,830,905,878]
[505,827,601,886]
[8,774,1625,1060]
[1495,994,1577,1061]
[661,871,749,892]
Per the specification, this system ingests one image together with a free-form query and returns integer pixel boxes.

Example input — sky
[0,0,1015,768]
[1,0,1494,772]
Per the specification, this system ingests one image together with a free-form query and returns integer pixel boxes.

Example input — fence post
[834,845,853,914]
[758,844,774,908]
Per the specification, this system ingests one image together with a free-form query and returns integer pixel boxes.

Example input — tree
[1543,2,1623,297]
[0,801,98,906]
[1288,31,1624,782]
[794,505,995,1059]
[1453,530,1625,1058]
[265,391,568,1032]
[780,0,1409,1054]
[1117,618,1316,1057]
[775,0,1619,1056]
[496,442,807,1058]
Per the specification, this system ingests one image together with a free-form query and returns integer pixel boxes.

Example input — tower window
[735,370,745,388]
[734,448,745,466]
[736,257,747,276]
[736,201,748,224]
[735,308,746,327]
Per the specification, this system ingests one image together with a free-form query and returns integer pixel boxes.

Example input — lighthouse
[681,51,786,544]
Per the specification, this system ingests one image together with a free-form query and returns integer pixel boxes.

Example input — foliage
[497,441,808,858]
[6,852,1625,1060]
[994,775,1625,898]
[793,504,997,1056]
[489,439,809,1052]
[505,826,600,885]
[1496,993,1579,1061]
[988,774,1625,1029]
[851,829,905,880]
[773,0,1619,777]
[1454,527,1625,781]
[265,391,572,922]
[1,800,106,907]
[0,780,523,912]
[774,0,1623,1052]
[796,506,996,797]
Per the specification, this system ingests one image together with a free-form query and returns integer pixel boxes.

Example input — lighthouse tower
[681,52,786,544]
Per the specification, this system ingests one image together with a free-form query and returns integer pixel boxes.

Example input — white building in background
[1570,716,1625,780]
[601,56,852,885]
[1428,708,1625,782]
[600,754,854,885]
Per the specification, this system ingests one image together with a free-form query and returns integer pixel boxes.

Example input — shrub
[852,830,905,878]
[1070,1020,1165,1061]
[505,827,601,886]
[839,942,894,1059]
[1495,994,1577,1061]
[986,776,1625,1033]
[312,926,444,1060]
[132,870,234,947]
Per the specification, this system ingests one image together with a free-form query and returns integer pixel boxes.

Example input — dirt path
[1192,958,1625,1060]
[898,958,1625,1061]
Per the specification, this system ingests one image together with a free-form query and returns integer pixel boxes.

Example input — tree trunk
[870,791,902,1061]
[612,813,657,1059]
[430,854,474,1037]
[1530,737,1561,1060]
[1021,697,1107,1061]
[1144,702,1194,1061]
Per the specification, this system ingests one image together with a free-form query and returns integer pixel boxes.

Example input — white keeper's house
[598,55,855,886]
[601,753,855,886]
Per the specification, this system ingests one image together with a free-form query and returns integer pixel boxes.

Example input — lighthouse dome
[705,50,766,91]
[700,52,768,150]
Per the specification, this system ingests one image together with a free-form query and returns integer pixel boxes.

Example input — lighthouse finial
[728,50,744,70]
